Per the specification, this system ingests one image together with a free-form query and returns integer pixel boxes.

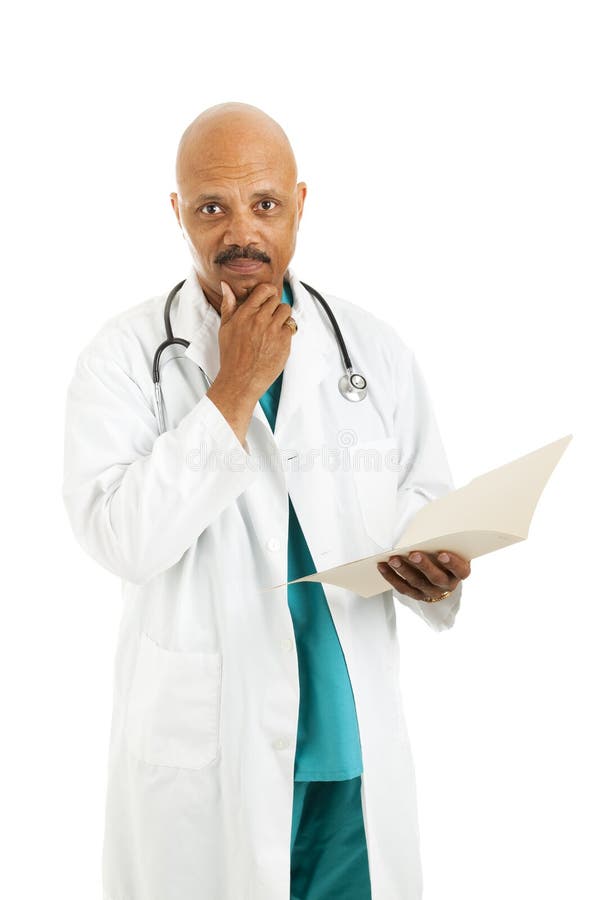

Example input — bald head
[170,101,307,311]
[174,102,298,195]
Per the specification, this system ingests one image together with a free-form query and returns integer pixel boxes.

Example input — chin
[238,277,265,298]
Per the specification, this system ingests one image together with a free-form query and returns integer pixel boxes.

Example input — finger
[434,551,471,580]
[385,555,451,595]
[253,295,287,329]
[219,281,239,324]
[376,562,434,601]
[405,551,459,590]
[244,283,281,314]
[272,303,296,327]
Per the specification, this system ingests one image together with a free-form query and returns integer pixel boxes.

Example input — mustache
[215,246,271,264]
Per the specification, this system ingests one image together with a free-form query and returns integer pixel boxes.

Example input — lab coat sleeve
[391,346,462,632]
[62,347,259,585]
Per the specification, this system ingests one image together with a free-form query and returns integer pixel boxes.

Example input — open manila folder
[266,433,572,599]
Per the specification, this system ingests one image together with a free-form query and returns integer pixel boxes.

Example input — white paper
[266,433,572,598]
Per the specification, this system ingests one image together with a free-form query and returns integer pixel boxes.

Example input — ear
[296,182,307,225]
[170,192,181,228]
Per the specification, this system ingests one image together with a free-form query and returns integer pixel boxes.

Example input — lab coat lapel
[173,265,336,441]
[176,266,222,384]
[270,267,335,443]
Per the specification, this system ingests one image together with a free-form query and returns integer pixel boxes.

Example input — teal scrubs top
[258,280,364,782]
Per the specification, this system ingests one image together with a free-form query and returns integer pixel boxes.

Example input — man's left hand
[376,550,471,602]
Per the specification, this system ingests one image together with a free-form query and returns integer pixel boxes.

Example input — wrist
[211,373,259,406]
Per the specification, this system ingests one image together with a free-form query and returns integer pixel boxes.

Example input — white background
[2,1,598,897]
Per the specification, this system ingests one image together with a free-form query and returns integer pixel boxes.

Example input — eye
[200,203,221,216]
[257,199,277,211]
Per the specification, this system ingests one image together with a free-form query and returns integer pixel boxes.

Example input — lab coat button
[266,537,281,552]
[274,737,289,750]
[281,638,294,652]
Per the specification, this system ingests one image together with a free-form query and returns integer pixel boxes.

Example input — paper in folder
[267,434,572,599]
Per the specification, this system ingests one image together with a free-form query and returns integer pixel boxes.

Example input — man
[62,101,471,900]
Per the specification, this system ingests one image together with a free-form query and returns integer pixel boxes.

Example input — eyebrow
[193,188,283,204]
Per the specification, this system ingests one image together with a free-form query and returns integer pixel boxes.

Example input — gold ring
[420,589,453,603]
[284,316,298,334]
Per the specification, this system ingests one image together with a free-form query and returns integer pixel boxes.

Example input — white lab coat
[62,263,462,900]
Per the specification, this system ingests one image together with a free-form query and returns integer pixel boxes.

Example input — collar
[170,264,337,440]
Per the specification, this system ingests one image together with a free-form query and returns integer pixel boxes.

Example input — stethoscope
[153,278,368,434]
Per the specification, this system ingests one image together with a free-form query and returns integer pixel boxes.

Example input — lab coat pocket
[351,436,401,550]
[125,631,222,770]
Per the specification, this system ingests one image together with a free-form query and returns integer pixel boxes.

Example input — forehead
[178,126,295,196]
[182,162,294,205]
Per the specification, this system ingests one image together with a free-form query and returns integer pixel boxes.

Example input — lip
[222,260,265,274]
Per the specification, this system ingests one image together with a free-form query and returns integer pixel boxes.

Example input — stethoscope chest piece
[338,370,368,402]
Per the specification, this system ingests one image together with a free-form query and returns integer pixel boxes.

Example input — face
[170,135,307,311]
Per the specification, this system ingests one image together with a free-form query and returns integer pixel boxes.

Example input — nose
[222,207,261,248]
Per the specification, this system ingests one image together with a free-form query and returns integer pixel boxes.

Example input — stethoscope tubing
[153,277,367,431]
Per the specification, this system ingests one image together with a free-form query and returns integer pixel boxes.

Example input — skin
[170,101,305,313]
[169,101,306,448]
[169,102,471,602]
[376,550,471,601]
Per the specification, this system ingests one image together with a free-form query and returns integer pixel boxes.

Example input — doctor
[62,101,471,900]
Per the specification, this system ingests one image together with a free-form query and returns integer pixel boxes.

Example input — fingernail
[438,552,450,563]
[390,557,402,568]
[377,563,386,572]
[409,552,421,563]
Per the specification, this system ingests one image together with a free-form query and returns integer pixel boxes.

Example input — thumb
[219,281,236,323]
